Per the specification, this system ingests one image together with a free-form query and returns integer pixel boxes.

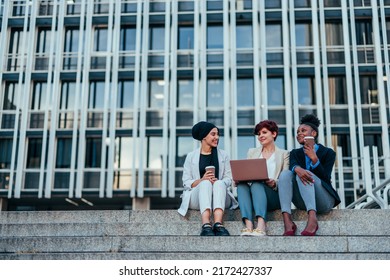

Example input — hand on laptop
[265,179,276,189]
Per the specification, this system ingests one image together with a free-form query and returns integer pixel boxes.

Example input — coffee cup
[304,136,315,146]
[205,166,215,176]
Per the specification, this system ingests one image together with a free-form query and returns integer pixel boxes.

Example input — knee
[198,180,213,191]
[212,180,227,190]
[278,170,293,189]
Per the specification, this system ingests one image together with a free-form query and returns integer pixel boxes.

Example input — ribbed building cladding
[0,0,389,210]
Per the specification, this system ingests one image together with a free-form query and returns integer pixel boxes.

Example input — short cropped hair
[254,120,279,140]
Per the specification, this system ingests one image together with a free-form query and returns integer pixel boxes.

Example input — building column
[132,197,150,210]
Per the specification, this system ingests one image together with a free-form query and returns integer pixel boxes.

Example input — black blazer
[290,144,341,207]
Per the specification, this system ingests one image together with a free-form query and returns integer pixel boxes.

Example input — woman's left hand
[265,179,276,189]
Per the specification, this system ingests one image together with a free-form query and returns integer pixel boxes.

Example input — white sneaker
[251,228,267,236]
[240,228,253,236]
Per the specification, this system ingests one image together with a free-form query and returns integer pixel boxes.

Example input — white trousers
[188,180,232,214]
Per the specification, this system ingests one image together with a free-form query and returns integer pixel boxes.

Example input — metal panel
[344,0,360,193]
[44,0,65,199]
[76,0,94,198]
[137,0,150,198]
[161,0,171,197]
[130,0,144,198]
[311,0,325,145]
[167,0,178,198]
[282,0,293,150]
[228,0,237,158]
[106,0,122,198]
[258,0,267,121]
[98,0,115,198]
[14,1,38,198]
[69,0,87,198]
[289,0,300,148]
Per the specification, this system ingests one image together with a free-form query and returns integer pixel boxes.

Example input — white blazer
[178,148,239,216]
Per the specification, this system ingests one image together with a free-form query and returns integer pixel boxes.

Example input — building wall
[0,0,389,210]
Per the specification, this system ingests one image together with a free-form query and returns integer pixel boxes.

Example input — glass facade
[0,0,389,209]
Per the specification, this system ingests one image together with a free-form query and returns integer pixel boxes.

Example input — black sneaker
[213,222,230,236]
[200,223,215,236]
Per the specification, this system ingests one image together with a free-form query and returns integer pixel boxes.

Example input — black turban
[191,121,218,141]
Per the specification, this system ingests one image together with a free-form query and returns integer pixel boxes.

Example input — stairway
[0,209,389,260]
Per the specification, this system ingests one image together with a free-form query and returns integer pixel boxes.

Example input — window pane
[355,20,373,45]
[114,137,132,168]
[178,26,194,49]
[295,0,311,8]
[236,79,254,107]
[236,25,252,49]
[64,28,79,52]
[85,138,102,168]
[207,26,223,49]
[120,27,136,51]
[177,80,193,107]
[27,138,43,168]
[117,80,134,108]
[237,136,256,159]
[89,81,105,109]
[3,82,19,110]
[60,82,76,110]
[265,0,281,9]
[298,77,315,105]
[36,28,51,53]
[31,82,47,110]
[149,27,165,50]
[0,139,13,169]
[360,76,377,104]
[328,77,347,104]
[56,139,72,168]
[176,137,192,167]
[325,23,344,46]
[207,79,223,107]
[295,24,312,47]
[149,80,164,108]
[148,137,163,168]
[94,28,108,51]
[267,78,284,105]
[266,24,282,48]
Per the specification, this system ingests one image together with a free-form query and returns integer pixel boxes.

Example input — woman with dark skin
[278,114,341,236]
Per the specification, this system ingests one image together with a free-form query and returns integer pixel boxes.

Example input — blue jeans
[278,170,335,214]
[237,181,280,223]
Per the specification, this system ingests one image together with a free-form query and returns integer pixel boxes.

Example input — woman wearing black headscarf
[278,114,341,236]
[178,121,238,236]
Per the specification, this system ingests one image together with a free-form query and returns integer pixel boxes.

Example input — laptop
[230,158,269,181]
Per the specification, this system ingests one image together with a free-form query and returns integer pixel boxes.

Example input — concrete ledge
[2,252,389,260]
[1,236,389,254]
[1,209,389,223]
[0,219,389,237]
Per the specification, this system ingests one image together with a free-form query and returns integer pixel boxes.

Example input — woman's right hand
[203,170,216,183]
[295,166,314,185]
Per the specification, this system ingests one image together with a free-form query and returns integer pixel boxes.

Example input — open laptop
[230,158,269,181]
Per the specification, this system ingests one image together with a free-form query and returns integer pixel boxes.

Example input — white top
[260,153,276,180]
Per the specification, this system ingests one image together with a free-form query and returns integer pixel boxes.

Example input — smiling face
[296,124,317,145]
[257,127,277,146]
[203,127,219,148]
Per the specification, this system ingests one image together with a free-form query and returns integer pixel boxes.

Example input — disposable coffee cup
[205,166,215,176]
[304,136,315,146]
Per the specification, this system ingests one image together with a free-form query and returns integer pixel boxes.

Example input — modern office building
[0,0,389,210]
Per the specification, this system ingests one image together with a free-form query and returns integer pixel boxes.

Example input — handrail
[346,177,390,209]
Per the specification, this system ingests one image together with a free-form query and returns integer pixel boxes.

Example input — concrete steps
[0,209,389,260]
